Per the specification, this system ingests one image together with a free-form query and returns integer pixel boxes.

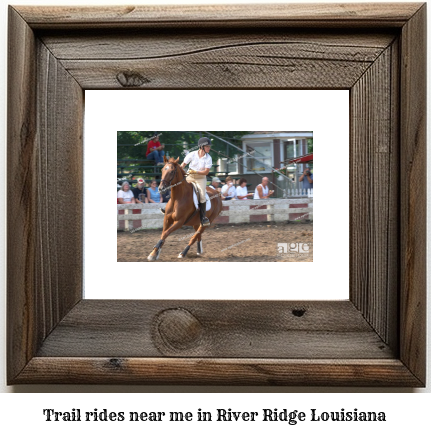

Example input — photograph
[117,131,313,262]
[4,1,426,392]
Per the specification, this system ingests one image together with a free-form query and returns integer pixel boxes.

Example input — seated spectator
[221,176,237,201]
[132,178,148,203]
[253,177,275,199]
[146,134,165,166]
[162,188,171,203]
[147,180,163,203]
[209,176,221,190]
[236,178,254,200]
[117,181,136,204]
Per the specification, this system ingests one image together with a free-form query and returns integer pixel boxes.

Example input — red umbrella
[286,153,313,164]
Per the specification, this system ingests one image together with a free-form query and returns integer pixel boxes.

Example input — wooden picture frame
[7,3,426,386]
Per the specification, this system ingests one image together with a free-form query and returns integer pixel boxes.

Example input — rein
[160,163,188,193]
[161,162,199,225]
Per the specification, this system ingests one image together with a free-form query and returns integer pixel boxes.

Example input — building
[216,131,313,193]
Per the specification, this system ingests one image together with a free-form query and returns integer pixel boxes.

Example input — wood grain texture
[35,40,84,336]
[15,3,423,29]
[41,31,395,60]
[36,300,393,359]
[7,6,38,381]
[7,6,84,384]
[350,43,399,349]
[39,30,395,89]
[15,358,422,386]
[7,3,427,386]
[399,3,426,385]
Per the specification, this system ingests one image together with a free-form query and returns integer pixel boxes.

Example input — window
[244,141,272,173]
[227,157,239,174]
[284,140,296,161]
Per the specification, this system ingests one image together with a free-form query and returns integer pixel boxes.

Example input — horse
[147,156,223,261]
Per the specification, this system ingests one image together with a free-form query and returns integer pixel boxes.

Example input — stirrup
[201,217,211,227]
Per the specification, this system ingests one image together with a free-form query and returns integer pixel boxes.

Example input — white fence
[118,197,313,231]
[284,188,313,198]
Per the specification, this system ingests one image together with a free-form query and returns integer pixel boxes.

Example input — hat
[198,137,211,148]
[138,178,145,184]
[212,177,221,183]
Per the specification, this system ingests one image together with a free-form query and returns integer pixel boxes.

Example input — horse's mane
[168,157,187,177]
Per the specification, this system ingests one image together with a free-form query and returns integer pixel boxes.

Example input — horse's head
[159,156,185,193]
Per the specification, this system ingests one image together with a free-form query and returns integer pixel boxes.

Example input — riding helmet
[198,137,211,148]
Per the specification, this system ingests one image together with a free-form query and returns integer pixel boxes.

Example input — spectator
[299,167,313,189]
[132,178,148,203]
[146,134,165,166]
[209,176,221,191]
[221,176,237,201]
[236,178,254,200]
[253,177,274,199]
[208,176,223,201]
[117,181,136,204]
[147,180,163,203]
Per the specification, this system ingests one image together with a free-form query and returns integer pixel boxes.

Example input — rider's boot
[198,202,210,227]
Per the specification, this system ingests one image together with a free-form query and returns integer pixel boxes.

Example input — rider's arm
[196,168,210,176]
[182,152,192,169]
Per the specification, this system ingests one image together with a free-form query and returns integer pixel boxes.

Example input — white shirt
[236,185,249,200]
[117,190,134,203]
[253,184,269,199]
[184,150,212,172]
[222,184,237,198]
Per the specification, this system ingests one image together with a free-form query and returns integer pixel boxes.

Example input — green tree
[117,131,254,161]
[307,138,313,153]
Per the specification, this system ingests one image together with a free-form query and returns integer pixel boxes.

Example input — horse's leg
[147,217,184,261]
[195,224,204,256]
[179,225,206,258]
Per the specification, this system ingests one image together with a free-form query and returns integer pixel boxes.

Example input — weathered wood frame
[7,3,426,386]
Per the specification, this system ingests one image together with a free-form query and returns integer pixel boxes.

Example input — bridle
[159,162,187,193]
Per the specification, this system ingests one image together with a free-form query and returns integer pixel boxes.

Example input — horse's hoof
[197,241,204,256]
[178,254,183,259]
[148,255,155,261]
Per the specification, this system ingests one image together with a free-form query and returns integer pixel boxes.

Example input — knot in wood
[292,308,306,317]
[155,308,203,351]
[116,71,150,87]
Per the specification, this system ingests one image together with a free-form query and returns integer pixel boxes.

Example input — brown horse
[147,156,222,261]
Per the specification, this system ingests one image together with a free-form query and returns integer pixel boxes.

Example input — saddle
[191,183,211,211]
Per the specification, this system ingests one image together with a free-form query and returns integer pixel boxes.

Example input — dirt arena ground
[117,222,313,262]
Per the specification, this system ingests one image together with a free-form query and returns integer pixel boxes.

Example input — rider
[181,137,212,227]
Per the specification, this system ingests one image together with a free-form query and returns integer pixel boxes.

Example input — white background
[85,90,349,300]
[0,0,429,421]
